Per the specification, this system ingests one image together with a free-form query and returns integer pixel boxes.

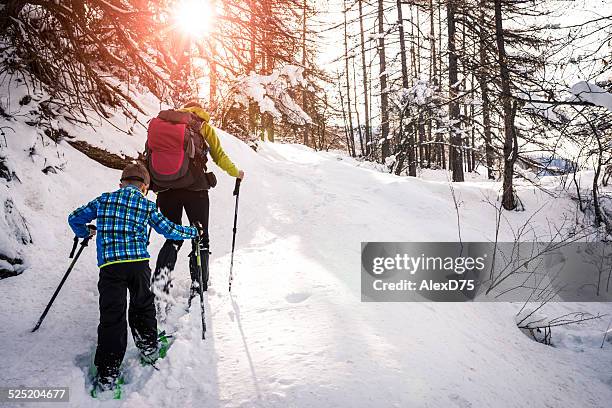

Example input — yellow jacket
[179,106,240,178]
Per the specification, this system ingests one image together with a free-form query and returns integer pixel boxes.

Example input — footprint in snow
[285,292,311,303]
[448,393,472,408]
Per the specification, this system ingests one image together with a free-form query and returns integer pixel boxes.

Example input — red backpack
[145,110,210,192]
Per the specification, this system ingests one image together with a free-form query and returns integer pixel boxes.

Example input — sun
[174,0,212,37]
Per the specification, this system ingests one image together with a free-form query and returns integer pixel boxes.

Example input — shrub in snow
[516,308,604,347]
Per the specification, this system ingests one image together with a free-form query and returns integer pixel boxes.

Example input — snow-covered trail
[1,134,611,408]
[135,141,611,407]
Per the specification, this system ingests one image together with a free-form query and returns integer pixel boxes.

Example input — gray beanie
[121,163,150,185]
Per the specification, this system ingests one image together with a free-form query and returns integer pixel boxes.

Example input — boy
[68,163,199,395]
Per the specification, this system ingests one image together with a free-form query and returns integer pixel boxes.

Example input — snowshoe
[140,330,172,366]
[89,362,124,400]
[90,375,124,400]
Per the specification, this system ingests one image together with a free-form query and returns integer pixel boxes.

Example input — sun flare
[174,0,212,37]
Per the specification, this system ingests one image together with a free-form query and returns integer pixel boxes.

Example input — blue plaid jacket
[68,185,197,267]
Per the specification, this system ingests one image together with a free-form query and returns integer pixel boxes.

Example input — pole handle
[70,225,96,256]
[69,237,79,258]
[233,178,241,196]
[228,179,240,292]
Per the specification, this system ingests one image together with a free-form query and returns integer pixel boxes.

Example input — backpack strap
[187,117,208,171]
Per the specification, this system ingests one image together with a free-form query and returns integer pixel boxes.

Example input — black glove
[87,224,97,237]
[193,222,207,241]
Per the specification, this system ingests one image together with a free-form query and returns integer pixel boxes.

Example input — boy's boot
[140,331,172,366]
[91,362,123,399]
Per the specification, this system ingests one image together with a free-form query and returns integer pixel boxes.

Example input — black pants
[154,189,209,294]
[94,261,157,382]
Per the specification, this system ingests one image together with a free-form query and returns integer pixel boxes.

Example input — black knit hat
[121,163,150,185]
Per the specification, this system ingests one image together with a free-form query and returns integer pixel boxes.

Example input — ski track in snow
[1,130,612,408]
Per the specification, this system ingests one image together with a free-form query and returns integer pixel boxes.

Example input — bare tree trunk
[302,0,310,146]
[478,5,494,179]
[337,74,352,156]
[408,120,417,175]
[358,0,371,158]
[344,0,356,157]
[409,5,417,80]
[429,0,437,83]
[494,0,517,208]
[418,112,426,167]
[416,5,421,76]
[437,1,445,169]
[470,100,475,171]
[593,145,605,228]
[448,0,464,182]
[261,0,275,142]
[410,5,419,168]
[378,0,390,163]
[369,25,376,161]
[461,13,470,173]
[396,0,409,88]
[470,27,477,173]
[321,93,329,150]
[437,1,443,90]
[411,5,426,168]
[396,0,416,176]
[248,0,258,136]
[588,119,610,232]
[352,56,364,156]
[429,0,440,169]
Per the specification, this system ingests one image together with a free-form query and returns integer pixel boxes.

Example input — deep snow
[1,106,611,407]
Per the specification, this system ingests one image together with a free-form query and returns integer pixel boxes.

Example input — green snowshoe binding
[140,330,172,366]
[89,363,124,400]
[88,331,173,399]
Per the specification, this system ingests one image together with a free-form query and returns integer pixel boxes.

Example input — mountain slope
[0,115,611,407]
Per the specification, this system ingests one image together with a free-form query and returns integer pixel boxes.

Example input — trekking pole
[194,235,207,340]
[228,178,241,292]
[32,225,96,333]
